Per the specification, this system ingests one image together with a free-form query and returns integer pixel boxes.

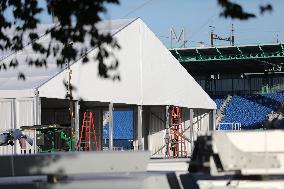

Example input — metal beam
[174,49,182,60]
[213,109,217,131]
[189,109,194,155]
[74,101,80,147]
[137,105,143,150]
[177,50,284,62]
[195,48,202,60]
[108,103,113,150]
[215,47,223,58]
[172,44,284,63]
[236,46,244,58]
[33,92,41,125]
[33,93,41,153]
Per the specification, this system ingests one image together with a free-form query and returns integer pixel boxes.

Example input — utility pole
[209,26,215,47]
[231,24,235,46]
[210,25,235,47]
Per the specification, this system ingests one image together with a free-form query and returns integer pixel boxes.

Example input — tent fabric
[0,19,136,93]
[0,18,216,109]
[0,24,55,59]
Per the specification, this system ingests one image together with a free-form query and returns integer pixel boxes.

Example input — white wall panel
[0,99,15,155]
[15,98,36,154]
[0,97,40,155]
[15,98,34,129]
[148,107,165,157]
[181,108,210,156]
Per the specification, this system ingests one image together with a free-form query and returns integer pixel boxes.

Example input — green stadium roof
[170,43,284,75]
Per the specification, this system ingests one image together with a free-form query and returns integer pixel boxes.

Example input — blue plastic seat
[219,93,284,129]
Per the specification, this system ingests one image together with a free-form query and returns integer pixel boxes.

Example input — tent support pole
[33,93,41,125]
[34,95,41,153]
[212,109,217,131]
[74,101,80,148]
[208,109,215,131]
[109,103,114,151]
[189,109,194,155]
[137,105,143,150]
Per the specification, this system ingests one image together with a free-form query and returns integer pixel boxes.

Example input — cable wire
[123,0,157,18]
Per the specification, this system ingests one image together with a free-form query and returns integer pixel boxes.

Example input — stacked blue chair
[103,111,133,149]
[221,92,284,129]
[212,96,226,109]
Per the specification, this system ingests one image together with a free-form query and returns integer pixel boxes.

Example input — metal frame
[171,44,284,63]
[108,103,114,150]
[189,109,194,155]
[74,101,80,146]
[33,94,41,153]
[137,105,143,150]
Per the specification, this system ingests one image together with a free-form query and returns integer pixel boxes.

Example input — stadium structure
[170,43,284,130]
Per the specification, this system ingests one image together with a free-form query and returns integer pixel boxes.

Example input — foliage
[0,0,120,80]
[0,0,274,81]
[218,0,272,20]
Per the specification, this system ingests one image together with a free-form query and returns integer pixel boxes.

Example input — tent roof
[0,18,216,109]
[0,19,136,91]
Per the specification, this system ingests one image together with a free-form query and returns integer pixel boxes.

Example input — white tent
[0,18,216,109]
[0,18,216,155]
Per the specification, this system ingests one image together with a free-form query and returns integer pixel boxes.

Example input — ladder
[78,112,99,151]
[165,106,187,158]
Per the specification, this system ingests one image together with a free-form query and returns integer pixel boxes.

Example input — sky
[13,0,284,48]
[100,0,284,48]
